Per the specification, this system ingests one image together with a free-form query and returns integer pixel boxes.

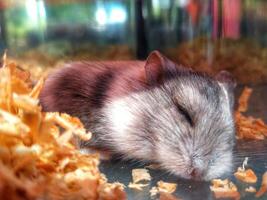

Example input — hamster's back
[40,60,147,121]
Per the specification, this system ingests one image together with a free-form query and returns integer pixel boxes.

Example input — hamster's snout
[188,168,204,180]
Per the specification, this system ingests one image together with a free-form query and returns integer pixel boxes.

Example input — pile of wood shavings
[235,87,267,140]
[0,56,126,200]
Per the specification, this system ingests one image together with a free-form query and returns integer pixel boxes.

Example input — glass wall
[0,0,136,67]
[0,0,267,84]
[143,0,267,84]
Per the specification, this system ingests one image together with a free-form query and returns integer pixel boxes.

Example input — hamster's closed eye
[173,100,194,127]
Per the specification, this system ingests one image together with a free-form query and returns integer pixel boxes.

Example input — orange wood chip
[234,167,257,183]
[210,179,240,200]
[255,171,267,198]
[128,182,149,190]
[132,168,151,183]
[237,87,253,112]
[245,186,256,193]
[159,192,182,200]
[150,181,177,197]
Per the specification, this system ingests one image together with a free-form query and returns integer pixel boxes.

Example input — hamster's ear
[144,50,177,84]
[215,70,236,91]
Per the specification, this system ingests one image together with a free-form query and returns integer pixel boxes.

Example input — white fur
[105,98,134,140]
[219,83,230,109]
[205,151,233,180]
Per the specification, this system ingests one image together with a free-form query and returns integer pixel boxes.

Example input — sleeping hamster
[40,51,236,181]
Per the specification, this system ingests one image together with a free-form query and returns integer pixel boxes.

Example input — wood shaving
[234,158,257,184]
[98,182,127,200]
[150,186,159,196]
[0,109,30,135]
[44,112,92,142]
[132,168,151,183]
[255,171,267,198]
[157,181,177,193]
[0,56,126,200]
[159,192,182,200]
[150,181,177,196]
[29,77,45,99]
[12,93,40,113]
[245,186,256,193]
[128,182,149,190]
[234,167,257,183]
[237,87,253,112]
[210,179,240,200]
[128,168,151,191]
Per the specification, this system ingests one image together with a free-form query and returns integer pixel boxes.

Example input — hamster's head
[143,51,236,181]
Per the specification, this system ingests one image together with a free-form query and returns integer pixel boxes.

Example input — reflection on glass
[95,7,107,25]
[95,3,127,25]
[25,0,46,41]
[1,0,135,66]
[144,0,267,84]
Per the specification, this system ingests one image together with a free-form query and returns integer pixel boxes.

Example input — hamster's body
[40,51,236,181]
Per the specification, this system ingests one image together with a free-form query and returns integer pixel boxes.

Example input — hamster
[40,51,236,181]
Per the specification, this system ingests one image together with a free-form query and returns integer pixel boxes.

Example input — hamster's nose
[189,168,203,180]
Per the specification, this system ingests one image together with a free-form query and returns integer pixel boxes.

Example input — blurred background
[0,2,266,200]
[0,0,267,84]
